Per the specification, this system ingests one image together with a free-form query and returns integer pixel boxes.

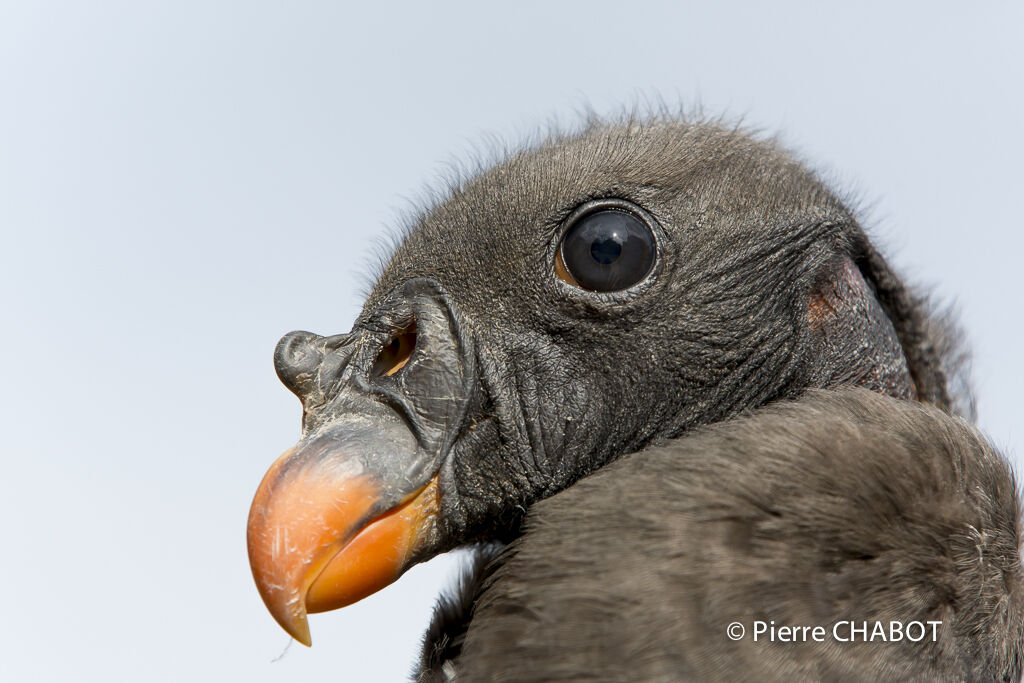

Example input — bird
[245,116,1022,680]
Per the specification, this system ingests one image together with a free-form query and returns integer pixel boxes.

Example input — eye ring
[555,200,658,292]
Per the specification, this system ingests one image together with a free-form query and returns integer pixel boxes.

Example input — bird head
[246,119,952,645]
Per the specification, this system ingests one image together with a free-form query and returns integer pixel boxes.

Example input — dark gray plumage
[426,389,1023,681]
[246,116,1021,681]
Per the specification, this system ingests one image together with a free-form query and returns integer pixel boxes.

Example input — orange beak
[247,439,440,646]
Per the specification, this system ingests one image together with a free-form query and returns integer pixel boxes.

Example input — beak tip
[274,607,313,647]
[292,624,313,648]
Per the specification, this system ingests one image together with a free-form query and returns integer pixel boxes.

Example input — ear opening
[807,255,916,401]
[847,237,966,416]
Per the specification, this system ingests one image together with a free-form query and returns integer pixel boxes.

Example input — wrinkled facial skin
[357,124,913,543]
[249,121,925,643]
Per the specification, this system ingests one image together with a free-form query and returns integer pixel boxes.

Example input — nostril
[372,322,417,378]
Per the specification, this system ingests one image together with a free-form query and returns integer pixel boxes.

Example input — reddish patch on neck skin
[806,256,917,400]
[807,289,838,327]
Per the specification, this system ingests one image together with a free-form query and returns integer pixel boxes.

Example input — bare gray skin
[269,117,1013,680]
[358,119,963,547]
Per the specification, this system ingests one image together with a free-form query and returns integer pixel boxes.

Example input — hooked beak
[248,279,474,645]
[246,426,440,646]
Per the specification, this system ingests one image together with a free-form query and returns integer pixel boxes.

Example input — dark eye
[556,207,656,291]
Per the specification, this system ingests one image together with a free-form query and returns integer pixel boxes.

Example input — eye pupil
[590,237,622,265]
[558,206,656,291]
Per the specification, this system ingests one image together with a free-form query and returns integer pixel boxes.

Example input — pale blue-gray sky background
[1,2,1021,681]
